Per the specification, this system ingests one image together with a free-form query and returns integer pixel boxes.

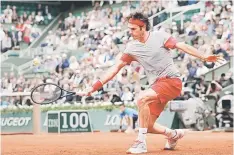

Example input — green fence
[1,107,178,134]
[1,112,33,133]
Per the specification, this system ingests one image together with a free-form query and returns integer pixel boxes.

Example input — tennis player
[79,12,223,154]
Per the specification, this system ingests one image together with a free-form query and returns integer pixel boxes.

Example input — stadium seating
[1,1,233,116]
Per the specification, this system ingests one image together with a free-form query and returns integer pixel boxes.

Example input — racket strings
[31,85,62,104]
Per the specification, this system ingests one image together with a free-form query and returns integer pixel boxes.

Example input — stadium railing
[27,13,63,49]
[0,92,31,106]
[149,1,204,30]
[204,56,233,81]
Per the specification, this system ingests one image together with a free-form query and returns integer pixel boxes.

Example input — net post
[33,103,41,134]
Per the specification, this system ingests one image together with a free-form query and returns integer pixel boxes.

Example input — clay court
[2,131,233,155]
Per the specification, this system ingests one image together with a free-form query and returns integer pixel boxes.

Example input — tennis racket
[30,83,79,104]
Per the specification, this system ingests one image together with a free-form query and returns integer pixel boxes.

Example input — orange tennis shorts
[149,77,182,116]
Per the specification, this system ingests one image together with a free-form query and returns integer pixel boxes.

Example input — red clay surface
[2,131,233,155]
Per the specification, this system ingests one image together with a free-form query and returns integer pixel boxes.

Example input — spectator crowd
[1,0,233,107]
[1,4,55,53]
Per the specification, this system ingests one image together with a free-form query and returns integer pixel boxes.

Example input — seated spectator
[121,86,134,102]
[44,56,57,72]
[0,97,10,108]
[61,54,70,69]
[69,56,79,71]
[219,69,233,87]
[23,25,31,44]
[35,12,44,25]
[204,19,215,36]
[187,61,198,80]
[117,68,131,85]
[206,80,222,100]
[3,5,12,23]
[30,24,41,42]
[9,26,20,50]
[55,65,64,78]
[43,13,53,25]
[214,43,229,60]
[13,96,22,106]
[192,76,208,96]
[68,35,78,50]
[31,11,36,22]
[82,76,94,91]
[81,20,89,30]
[103,49,115,66]
[25,15,34,25]
[18,14,24,25]
[58,20,66,31]
[107,89,122,103]
[219,73,227,87]
[70,69,83,87]
[14,78,24,92]
[196,61,209,77]
[16,21,25,32]
[12,6,18,23]
[23,12,28,22]
[1,33,12,53]
[65,12,75,28]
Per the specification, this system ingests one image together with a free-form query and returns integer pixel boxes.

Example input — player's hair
[119,103,125,107]
[126,12,151,31]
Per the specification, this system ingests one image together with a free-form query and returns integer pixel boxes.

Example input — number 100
[61,113,88,129]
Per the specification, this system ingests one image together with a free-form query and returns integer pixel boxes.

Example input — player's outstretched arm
[78,56,128,96]
[99,58,127,85]
[175,42,225,63]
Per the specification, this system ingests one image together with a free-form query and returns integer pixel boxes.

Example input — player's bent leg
[137,100,150,130]
[149,77,185,150]
[147,101,174,136]
[148,102,185,150]
[145,93,173,135]
[126,89,156,154]
[148,114,185,150]
[147,114,158,133]
[145,93,185,150]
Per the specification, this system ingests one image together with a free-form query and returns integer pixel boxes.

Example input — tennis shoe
[164,129,185,150]
[126,140,147,154]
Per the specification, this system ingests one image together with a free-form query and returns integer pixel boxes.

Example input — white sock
[163,128,176,138]
[137,128,147,142]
